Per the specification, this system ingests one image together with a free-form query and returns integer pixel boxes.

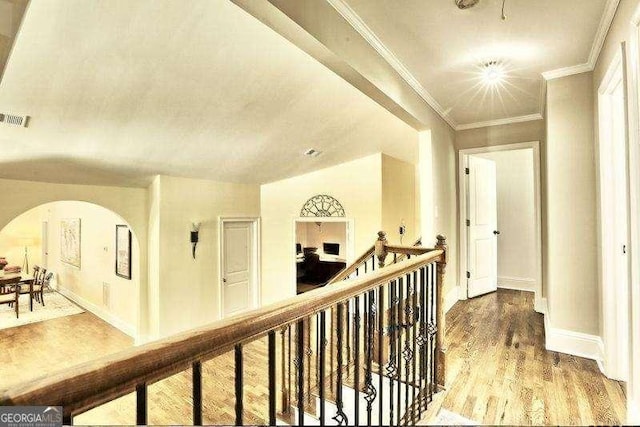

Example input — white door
[467,156,498,298]
[222,221,255,317]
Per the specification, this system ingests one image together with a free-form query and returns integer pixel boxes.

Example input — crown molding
[326,0,457,129]
[542,0,620,80]
[455,113,544,131]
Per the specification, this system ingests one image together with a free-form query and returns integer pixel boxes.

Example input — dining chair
[0,276,20,318]
[33,272,53,306]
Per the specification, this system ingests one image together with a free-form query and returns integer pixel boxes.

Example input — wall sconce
[191,222,201,259]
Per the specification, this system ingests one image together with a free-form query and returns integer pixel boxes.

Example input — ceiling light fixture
[482,61,505,86]
[455,0,480,9]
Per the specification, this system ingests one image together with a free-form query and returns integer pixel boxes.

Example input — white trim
[444,285,459,313]
[596,45,631,382]
[457,141,543,311]
[630,400,640,425]
[218,217,261,320]
[543,310,605,364]
[539,79,547,117]
[455,113,543,131]
[497,276,536,292]
[542,0,620,80]
[534,296,547,315]
[57,287,136,338]
[326,0,456,129]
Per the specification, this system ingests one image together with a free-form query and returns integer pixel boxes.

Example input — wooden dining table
[0,273,35,311]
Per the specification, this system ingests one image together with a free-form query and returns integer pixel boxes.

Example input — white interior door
[222,221,255,317]
[467,156,498,298]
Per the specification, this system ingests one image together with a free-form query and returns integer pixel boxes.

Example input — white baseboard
[57,286,136,338]
[534,296,547,315]
[544,312,604,363]
[497,276,536,292]
[629,398,640,425]
[445,285,459,313]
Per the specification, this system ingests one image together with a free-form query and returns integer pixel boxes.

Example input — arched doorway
[0,201,141,338]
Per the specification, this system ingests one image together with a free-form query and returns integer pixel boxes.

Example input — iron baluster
[319,311,326,426]
[333,304,348,426]
[136,383,147,427]
[192,361,202,426]
[296,320,305,426]
[365,289,377,425]
[354,296,361,426]
[268,331,276,426]
[234,345,243,426]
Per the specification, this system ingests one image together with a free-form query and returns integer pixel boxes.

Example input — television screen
[323,242,340,256]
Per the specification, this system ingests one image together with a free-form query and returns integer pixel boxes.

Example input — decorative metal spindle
[365,289,377,425]
[296,320,305,426]
[193,361,202,426]
[319,312,326,426]
[378,284,385,427]
[354,296,361,426]
[280,327,288,413]
[235,344,243,426]
[417,267,427,418]
[268,331,276,426]
[388,280,397,427]
[412,270,419,424]
[394,253,397,264]
[288,326,292,412]
[397,277,403,427]
[430,264,437,399]
[346,301,351,374]
[333,304,348,426]
[136,383,147,426]
[403,274,412,424]
[372,254,376,271]
[365,260,368,274]
[63,414,73,426]
[407,254,411,260]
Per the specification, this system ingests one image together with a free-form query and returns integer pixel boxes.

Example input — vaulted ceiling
[0,0,618,187]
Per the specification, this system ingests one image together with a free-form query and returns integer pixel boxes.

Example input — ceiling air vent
[0,113,29,128]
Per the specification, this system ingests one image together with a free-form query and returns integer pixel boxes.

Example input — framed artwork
[115,225,132,280]
[60,218,81,268]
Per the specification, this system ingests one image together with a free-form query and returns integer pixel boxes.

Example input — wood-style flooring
[434,289,626,425]
[1,289,627,425]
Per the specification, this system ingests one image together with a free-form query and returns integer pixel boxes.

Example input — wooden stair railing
[0,232,448,427]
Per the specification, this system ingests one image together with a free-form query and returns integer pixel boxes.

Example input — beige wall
[382,154,417,245]
[476,149,537,288]
[0,206,43,271]
[545,72,598,335]
[261,154,383,303]
[149,175,260,338]
[45,201,140,336]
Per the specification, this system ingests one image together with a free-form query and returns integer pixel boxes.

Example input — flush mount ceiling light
[482,61,505,86]
[455,0,480,9]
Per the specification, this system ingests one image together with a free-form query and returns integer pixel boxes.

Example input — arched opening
[0,201,141,339]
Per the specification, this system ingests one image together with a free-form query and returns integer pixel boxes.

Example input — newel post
[435,234,447,389]
[374,231,388,268]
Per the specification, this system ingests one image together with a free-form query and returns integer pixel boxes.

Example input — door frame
[597,44,632,381]
[218,217,261,319]
[457,141,543,309]
[292,217,355,296]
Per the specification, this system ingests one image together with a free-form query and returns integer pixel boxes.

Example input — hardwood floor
[436,289,626,425]
[0,311,133,390]
[1,289,627,425]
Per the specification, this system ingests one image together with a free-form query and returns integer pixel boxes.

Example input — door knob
[493,230,500,235]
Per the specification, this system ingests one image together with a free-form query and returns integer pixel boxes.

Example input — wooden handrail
[384,244,433,256]
[326,244,375,284]
[0,249,444,418]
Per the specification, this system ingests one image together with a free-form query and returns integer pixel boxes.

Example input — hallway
[437,289,626,425]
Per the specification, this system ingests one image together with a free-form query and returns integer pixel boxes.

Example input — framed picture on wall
[115,225,132,280]
[61,218,81,268]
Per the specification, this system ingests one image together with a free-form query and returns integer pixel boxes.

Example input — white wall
[296,222,347,259]
[45,201,140,336]
[261,154,383,305]
[0,206,44,271]
[475,149,536,291]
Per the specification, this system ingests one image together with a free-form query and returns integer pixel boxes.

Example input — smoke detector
[304,148,322,158]
[455,0,480,9]
[0,113,29,128]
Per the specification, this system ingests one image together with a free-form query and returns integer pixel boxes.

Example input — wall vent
[0,113,29,127]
